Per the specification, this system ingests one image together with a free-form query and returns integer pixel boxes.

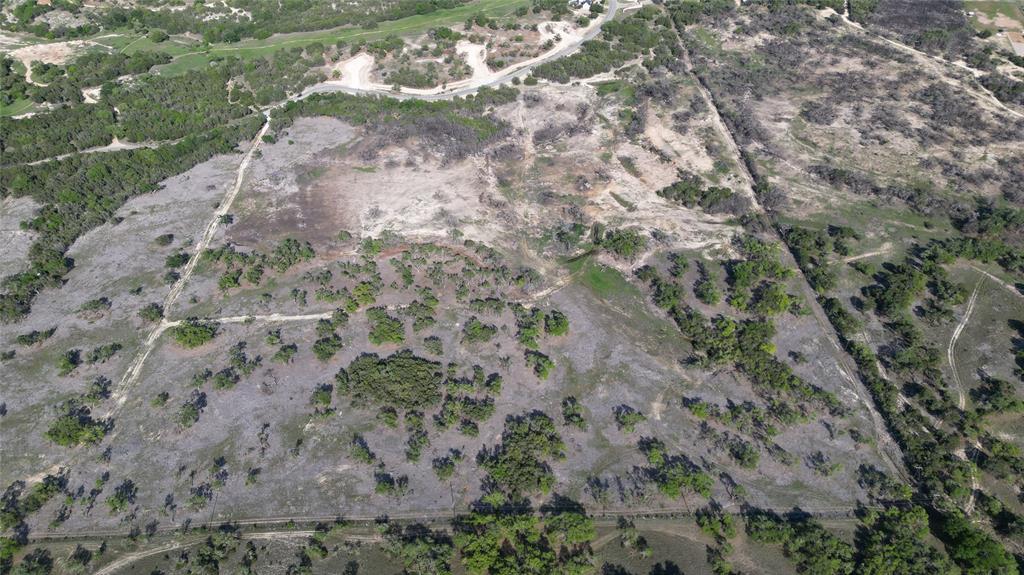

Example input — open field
[3,0,1024,572]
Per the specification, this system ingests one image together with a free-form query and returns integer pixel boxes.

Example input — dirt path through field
[106,117,270,416]
[948,280,981,411]
[834,9,1024,119]
[675,22,910,483]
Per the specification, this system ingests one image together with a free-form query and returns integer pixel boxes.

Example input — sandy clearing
[315,15,604,97]
[9,39,99,85]
[331,52,375,90]
[457,39,490,81]
[81,85,101,103]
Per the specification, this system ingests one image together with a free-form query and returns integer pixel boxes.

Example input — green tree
[170,318,218,348]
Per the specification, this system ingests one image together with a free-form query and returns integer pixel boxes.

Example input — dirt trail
[305,1,616,99]
[833,9,1024,120]
[969,265,1024,301]
[91,531,380,575]
[106,117,270,415]
[676,27,909,482]
[947,279,982,515]
[948,280,981,411]
[843,242,892,263]
[13,137,174,168]
[93,541,194,575]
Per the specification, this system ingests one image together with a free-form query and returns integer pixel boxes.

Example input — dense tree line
[271,85,517,143]
[2,105,116,165]
[454,502,594,574]
[99,0,468,44]
[0,114,264,322]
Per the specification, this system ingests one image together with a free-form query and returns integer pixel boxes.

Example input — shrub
[312,334,343,361]
[613,405,646,432]
[561,397,587,430]
[481,412,565,494]
[525,350,555,379]
[544,310,569,336]
[462,316,497,344]
[45,404,107,446]
[602,228,647,260]
[138,302,164,322]
[367,307,405,345]
[170,318,218,348]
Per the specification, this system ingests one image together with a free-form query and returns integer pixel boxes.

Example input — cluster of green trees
[918,236,1024,276]
[1,114,263,322]
[462,316,498,344]
[35,52,173,108]
[13,327,55,347]
[695,261,722,305]
[480,411,565,494]
[861,263,926,316]
[524,349,555,379]
[233,46,326,106]
[170,318,219,348]
[4,55,260,163]
[723,235,796,315]
[0,472,65,532]
[656,170,736,213]
[561,396,587,430]
[45,402,109,447]
[337,350,444,410]
[382,523,454,575]
[686,396,781,445]
[674,307,842,415]
[747,503,1004,575]
[206,238,317,294]
[598,227,648,261]
[0,58,32,109]
[99,0,467,45]
[367,307,407,345]
[434,387,495,436]
[782,225,859,293]
[532,6,680,83]
[5,0,98,38]
[638,437,713,498]
[511,304,568,348]
[2,105,116,165]
[746,510,854,574]
[666,0,735,27]
[453,502,595,575]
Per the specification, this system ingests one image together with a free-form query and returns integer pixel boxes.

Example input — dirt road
[675,26,909,483]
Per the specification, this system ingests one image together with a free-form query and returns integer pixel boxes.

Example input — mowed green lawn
[0,98,36,116]
[154,0,531,75]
